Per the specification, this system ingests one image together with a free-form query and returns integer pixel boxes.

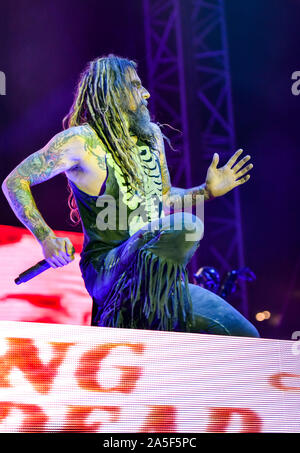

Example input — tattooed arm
[1,126,88,268]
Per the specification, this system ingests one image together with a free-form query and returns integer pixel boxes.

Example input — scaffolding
[143,0,248,316]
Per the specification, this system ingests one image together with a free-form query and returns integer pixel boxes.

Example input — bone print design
[106,144,165,235]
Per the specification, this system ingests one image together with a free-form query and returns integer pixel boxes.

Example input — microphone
[14,246,75,285]
[15,260,51,285]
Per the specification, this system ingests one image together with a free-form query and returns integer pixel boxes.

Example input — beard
[126,103,154,144]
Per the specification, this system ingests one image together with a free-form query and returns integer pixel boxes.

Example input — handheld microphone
[14,260,51,285]
[14,246,75,285]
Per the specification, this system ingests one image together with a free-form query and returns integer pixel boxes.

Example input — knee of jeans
[163,213,201,263]
[173,212,204,243]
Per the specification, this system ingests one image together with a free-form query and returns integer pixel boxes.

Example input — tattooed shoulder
[73,124,107,172]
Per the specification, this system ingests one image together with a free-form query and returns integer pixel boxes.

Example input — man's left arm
[151,123,253,213]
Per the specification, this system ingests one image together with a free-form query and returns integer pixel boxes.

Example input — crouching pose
[2,54,259,338]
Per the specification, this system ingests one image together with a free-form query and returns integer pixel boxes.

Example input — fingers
[46,239,75,269]
[235,162,253,178]
[46,256,63,269]
[234,174,251,187]
[228,149,253,188]
[210,153,219,168]
[232,154,252,173]
[56,238,75,266]
[57,251,72,266]
[46,254,68,268]
[227,149,244,168]
[64,238,75,257]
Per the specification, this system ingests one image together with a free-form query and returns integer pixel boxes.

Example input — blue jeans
[89,212,259,337]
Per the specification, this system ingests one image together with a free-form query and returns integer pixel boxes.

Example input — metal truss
[143,0,192,190]
[143,0,249,316]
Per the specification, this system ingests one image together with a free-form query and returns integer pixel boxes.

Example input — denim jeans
[90,212,259,337]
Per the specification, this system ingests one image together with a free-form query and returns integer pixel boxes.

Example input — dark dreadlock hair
[63,54,157,224]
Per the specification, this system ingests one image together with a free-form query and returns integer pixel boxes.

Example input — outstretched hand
[205,149,253,199]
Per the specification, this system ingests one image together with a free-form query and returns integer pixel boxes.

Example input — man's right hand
[40,235,75,268]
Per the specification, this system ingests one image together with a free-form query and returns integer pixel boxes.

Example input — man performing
[2,54,259,337]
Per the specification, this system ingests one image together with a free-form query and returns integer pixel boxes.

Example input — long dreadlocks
[63,54,157,224]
